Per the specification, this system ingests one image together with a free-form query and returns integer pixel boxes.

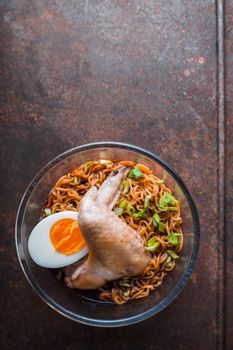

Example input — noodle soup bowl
[15,142,200,327]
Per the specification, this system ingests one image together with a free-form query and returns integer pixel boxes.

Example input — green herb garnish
[154,178,164,184]
[128,168,144,179]
[119,199,127,209]
[167,250,179,259]
[122,179,130,194]
[123,290,130,297]
[156,205,177,213]
[167,206,178,211]
[114,207,124,216]
[84,161,93,174]
[168,231,181,246]
[156,204,169,212]
[44,208,52,216]
[133,210,145,220]
[152,212,160,227]
[145,237,160,251]
[158,222,166,233]
[119,279,131,287]
[159,192,176,207]
[165,256,172,267]
[127,204,136,215]
[144,195,151,210]
[99,159,112,164]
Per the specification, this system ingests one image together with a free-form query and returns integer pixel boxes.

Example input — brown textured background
[0,0,232,349]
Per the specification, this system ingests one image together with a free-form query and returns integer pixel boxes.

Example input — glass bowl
[15,142,200,327]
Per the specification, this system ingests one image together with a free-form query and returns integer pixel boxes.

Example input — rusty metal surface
[0,0,230,349]
[225,1,233,349]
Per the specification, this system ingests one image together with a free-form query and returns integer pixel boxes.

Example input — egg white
[28,211,88,268]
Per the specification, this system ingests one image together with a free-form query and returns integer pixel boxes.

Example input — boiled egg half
[28,211,88,268]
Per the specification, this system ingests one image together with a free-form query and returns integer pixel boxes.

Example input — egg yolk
[50,218,85,255]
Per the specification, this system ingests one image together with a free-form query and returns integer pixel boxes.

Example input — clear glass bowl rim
[15,141,200,327]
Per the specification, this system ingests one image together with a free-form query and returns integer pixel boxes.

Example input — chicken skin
[64,167,150,289]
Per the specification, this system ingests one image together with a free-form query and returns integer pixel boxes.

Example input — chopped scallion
[99,159,112,164]
[119,199,127,209]
[167,250,179,259]
[73,176,78,185]
[154,179,164,184]
[144,195,151,210]
[165,256,172,267]
[84,161,93,174]
[158,222,166,233]
[114,207,124,216]
[119,280,131,287]
[133,210,145,219]
[148,237,156,246]
[127,204,136,215]
[168,231,180,246]
[145,243,160,252]
[145,237,160,251]
[159,192,176,207]
[152,212,160,227]
[45,208,52,216]
[156,204,169,212]
[167,206,178,211]
[123,290,130,297]
[122,179,130,194]
[128,168,144,179]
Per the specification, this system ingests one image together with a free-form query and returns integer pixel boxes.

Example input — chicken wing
[64,167,150,289]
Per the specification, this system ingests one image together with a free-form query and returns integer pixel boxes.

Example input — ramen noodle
[44,160,183,304]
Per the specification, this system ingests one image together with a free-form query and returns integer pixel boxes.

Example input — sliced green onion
[45,208,52,216]
[127,204,136,215]
[123,290,130,297]
[167,250,179,259]
[158,222,166,233]
[167,206,178,211]
[119,280,131,287]
[156,204,169,212]
[144,195,151,210]
[144,237,160,252]
[119,199,127,209]
[133,210,145,220]
[145,243,160,252]
[114,207,124,216]
[159,192,176,207]
[99,159,112,164]
[165,256,172,267]
[122,179,130,194]
[147,237,156,246]
[168,231,180,246]
[128,168,144,179]
[154,178,164,184]
[73,176,78,185]
[152,212,160,227]
[84,161,93,174]
[157,204,178,212]
[145,237,160,251]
